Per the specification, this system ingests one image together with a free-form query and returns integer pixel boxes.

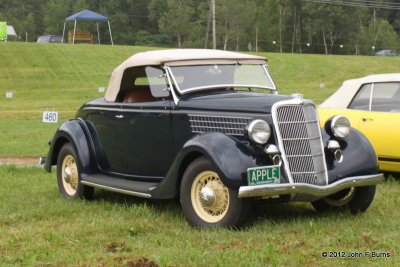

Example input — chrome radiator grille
[189,114,251,136]
[274,103,327,185]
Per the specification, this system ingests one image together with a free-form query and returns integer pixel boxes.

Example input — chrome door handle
[115,114,124,119]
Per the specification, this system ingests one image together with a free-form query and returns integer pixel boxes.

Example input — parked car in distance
[44,49,384,228]
[318,73,400,178]
[374,50,400,56]
[36,35,64,43]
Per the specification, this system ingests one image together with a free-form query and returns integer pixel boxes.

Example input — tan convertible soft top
[319,73,400,109]
[105,49,267,102]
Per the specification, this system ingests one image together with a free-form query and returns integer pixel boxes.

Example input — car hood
[177,91,294,114]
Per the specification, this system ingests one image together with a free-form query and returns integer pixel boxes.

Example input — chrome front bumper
[238,174,384,198]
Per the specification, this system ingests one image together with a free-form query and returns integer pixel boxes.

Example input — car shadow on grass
[91,189,183,218]
[90,189,350,229]
[245,200,356,228]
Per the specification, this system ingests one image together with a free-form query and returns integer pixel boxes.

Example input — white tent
[7,25,17,36]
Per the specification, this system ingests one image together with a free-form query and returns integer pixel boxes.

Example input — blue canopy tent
[62,9,113,45]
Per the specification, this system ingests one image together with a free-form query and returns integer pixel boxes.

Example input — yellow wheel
[61,155,79,196]
[57,143,93,199]
[180,157,249,227]
[324,188,356,207]
[312,186,376,214]
[191,171,230,223]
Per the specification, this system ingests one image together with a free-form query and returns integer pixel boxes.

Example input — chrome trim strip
[172,109,269,118]
[278,119,319,124]
[192,131,244,136]
[262,65,278,94]
[81,181,152,198]
[82,107,170,114]
[238,174,384,198]
[314,104,329,185]
[189,114,251,120]
[190,120,247,126]
[368,83,374,112]
[164,66,180,105]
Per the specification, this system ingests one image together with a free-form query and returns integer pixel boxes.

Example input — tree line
[1,0,399,55]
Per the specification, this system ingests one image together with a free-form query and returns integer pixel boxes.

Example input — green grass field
[0,165,399,266]
[1,42,400,266]
[1,42,400,157]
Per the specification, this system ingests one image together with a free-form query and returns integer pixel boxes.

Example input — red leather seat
[123,88,156,103]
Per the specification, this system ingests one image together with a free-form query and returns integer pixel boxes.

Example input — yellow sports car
[318,73,400,178]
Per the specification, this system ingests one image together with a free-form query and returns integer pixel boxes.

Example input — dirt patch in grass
[0,156,39,165]
[95,255,159,267]
[104,242,128,253]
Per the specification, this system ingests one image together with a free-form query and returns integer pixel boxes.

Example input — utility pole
[204,1,212,48]
[212,0,216,49]
[256,27,258,52]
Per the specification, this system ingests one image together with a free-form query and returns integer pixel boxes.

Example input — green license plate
[247,165,281,186]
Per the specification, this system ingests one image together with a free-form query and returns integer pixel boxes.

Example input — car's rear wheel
[57,143,93,200]
[311,185,376,214]
[180,157,249,228]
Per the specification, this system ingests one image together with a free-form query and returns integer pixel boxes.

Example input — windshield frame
[164,64,277,96]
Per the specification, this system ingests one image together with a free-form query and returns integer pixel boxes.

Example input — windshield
[167,64,276,94]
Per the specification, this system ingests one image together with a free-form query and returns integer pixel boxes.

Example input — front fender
[150,132,262,199]
[44,119,94,174]
[323,128,379,183]
[183,132,260,188]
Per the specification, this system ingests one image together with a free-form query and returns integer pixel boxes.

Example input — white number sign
[98,87,105,93]
[43,111,58,123]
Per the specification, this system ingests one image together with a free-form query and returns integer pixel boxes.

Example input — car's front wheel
[180,157,249,228]
[311,185,376,214]
[57,143,93,200]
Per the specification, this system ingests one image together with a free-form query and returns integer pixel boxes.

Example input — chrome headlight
[246,119,271,145]
[326,115,351,139]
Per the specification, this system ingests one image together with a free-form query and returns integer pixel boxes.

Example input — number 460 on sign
[42,111,58,123]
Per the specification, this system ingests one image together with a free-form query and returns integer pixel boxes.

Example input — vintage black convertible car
[45,49,384,227]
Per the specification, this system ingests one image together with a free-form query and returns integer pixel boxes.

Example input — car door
[92,66,173,178]
[358,112,400,162]
[347,82,400,171]
[113,99,172,177]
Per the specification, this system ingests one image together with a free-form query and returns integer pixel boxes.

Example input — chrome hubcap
[200,187,215,207]
[64,167,72,183]
[191,171,230,223]
[61,155,79,196]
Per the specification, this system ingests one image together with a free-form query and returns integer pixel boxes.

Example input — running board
[81,174,159,198]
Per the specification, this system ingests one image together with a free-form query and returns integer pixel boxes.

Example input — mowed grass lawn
[1,42,400,156]
[0,165,399,266]
[1,43,400,266]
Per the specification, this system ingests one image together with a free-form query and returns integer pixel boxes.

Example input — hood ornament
[291,93,304,104]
